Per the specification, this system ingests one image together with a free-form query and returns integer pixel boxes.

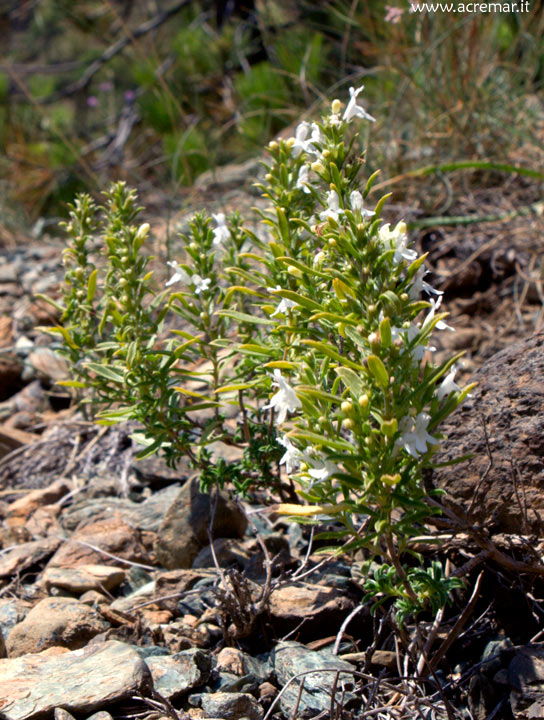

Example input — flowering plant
[42,86,473,624]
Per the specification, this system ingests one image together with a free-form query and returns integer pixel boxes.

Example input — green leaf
[335,367,363,397]
[296,386,341,404]
[85,362,125,383]
[275,256,331,279]
[287,429,353,451]
[86,268,98,304]
[367,355,389,388]
[300,340,365,371]
[270,289,324,312]
[216,310,275,325]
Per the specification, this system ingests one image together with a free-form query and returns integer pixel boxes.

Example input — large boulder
[430,333,544,535]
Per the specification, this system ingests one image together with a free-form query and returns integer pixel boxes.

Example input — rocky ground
[0,167,544,720]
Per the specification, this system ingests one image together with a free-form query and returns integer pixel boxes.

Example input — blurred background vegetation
[0,0,543,232]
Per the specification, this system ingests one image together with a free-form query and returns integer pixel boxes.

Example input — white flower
[319,190,343,223]
[423,296,455,332]
[397,412,438,458]
[268,286,297,316]
[409,266,443,300]
[212,213,230,246]
[349,190,375,218]
[296,165,311,193]
[379,222,418,265]
[306,453,340,482]
[166,260,191,287]
[437,367,461,401]
[278,435,303,474]
[343,86,376,123]
[192,274,211,295]
[263,369,302,424]
[291,122,311,155]
[309,123,325,149]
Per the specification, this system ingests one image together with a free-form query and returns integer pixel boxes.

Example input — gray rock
[6,596,109,657]
[197,691,263,720]
[0,640,151,720]
[54,710,76,720]
[431,333,544,534]
[62,483,180,532]
[154,479,247,569]
[215,647,270,682]
[86,713,113,720]
[146,648,211,699]
[271,640,357,717]
[509,644,544,719]
[0,537,61,578]
[0,598,28,637]
[41,565,126,594]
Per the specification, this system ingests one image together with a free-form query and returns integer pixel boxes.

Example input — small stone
[46,516,151,569]
[42,565,126,594]
[0,640,151,720]
[6,597,109,657]
[154,478,247,569]
[54,710,76,720]
[272,640,357,718]
[146,648,211,699]
[268,582,356,639]
[198,692,263,720]
[86,713,114,720]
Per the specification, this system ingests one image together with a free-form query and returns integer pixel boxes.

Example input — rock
[0,537,61,578]
[86,713,114,720]
[192,538,250,569]
[41,565,126,594]
[154,479,247,569]
[0,599,28,638]
[0,640,151,720]
[54,710,76,720]
[146,648,211,699]
[431,333,544,534]
[215,647,269,682]
[197,691,263,720]
[61,483,181,533]
[268,582,356,638]
[161,619,219,652]
[271,640,356,718]
[509,644,544,719]
[6,597,109,657]
[47,516,151,569]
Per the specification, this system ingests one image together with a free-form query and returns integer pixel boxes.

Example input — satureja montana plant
[41,85,474,625]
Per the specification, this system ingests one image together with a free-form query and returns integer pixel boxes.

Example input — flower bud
[268,141,279,150]
[331,99,342,114]
[322,149,331,159]
[341,401,353,414]
[135,223,150,242]
[382,473,401,487]
[400,293,409,303]
[358,394,369,409]
[287,266,303,279]
[286,137,295,149]
[314,251,325,267]
[265,173,273,182]
[381,418,398,437]
[342,418,355,430]
[311,161,325,174]
[189,242,198,251]
[328,238,337,248]
[368,331,380,352]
